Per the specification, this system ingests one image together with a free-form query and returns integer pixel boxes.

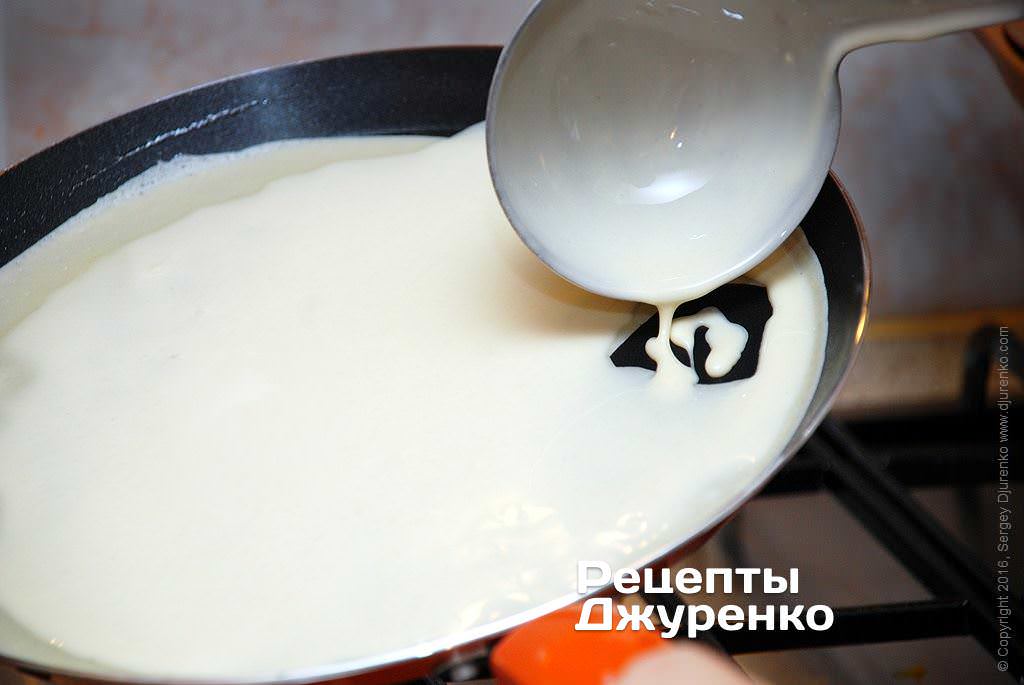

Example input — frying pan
[0,47,869,685]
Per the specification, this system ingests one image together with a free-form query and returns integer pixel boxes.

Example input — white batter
[0,124,826,679]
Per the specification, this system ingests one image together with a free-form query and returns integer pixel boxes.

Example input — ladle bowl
[487,0,1023,303]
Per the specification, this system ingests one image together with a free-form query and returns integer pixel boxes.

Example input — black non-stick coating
[0,48,499,268]
[0,46,867,684]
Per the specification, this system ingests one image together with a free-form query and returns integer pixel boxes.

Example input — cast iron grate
[415,327,1023,684]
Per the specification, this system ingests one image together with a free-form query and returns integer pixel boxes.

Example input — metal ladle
[487,0,1023,304]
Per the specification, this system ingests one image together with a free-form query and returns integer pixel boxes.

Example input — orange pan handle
[490,601,753,685]
[490,602,666,685]
[977,20,1024,107]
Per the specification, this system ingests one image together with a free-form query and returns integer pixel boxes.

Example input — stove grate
[418,327,1022,684]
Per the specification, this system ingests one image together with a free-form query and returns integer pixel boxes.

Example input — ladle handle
[822,0,1024,58]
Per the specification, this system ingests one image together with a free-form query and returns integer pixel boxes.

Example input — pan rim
[0,45,498,179]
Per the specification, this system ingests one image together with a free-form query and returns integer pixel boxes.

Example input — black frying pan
[0,47,869,685]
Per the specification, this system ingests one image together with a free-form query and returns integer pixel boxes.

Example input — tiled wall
[3,0,1023,316]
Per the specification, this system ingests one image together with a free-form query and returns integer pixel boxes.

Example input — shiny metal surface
[486,0,1021,302]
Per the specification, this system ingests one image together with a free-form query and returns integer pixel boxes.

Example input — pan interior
[0,124,833,680]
